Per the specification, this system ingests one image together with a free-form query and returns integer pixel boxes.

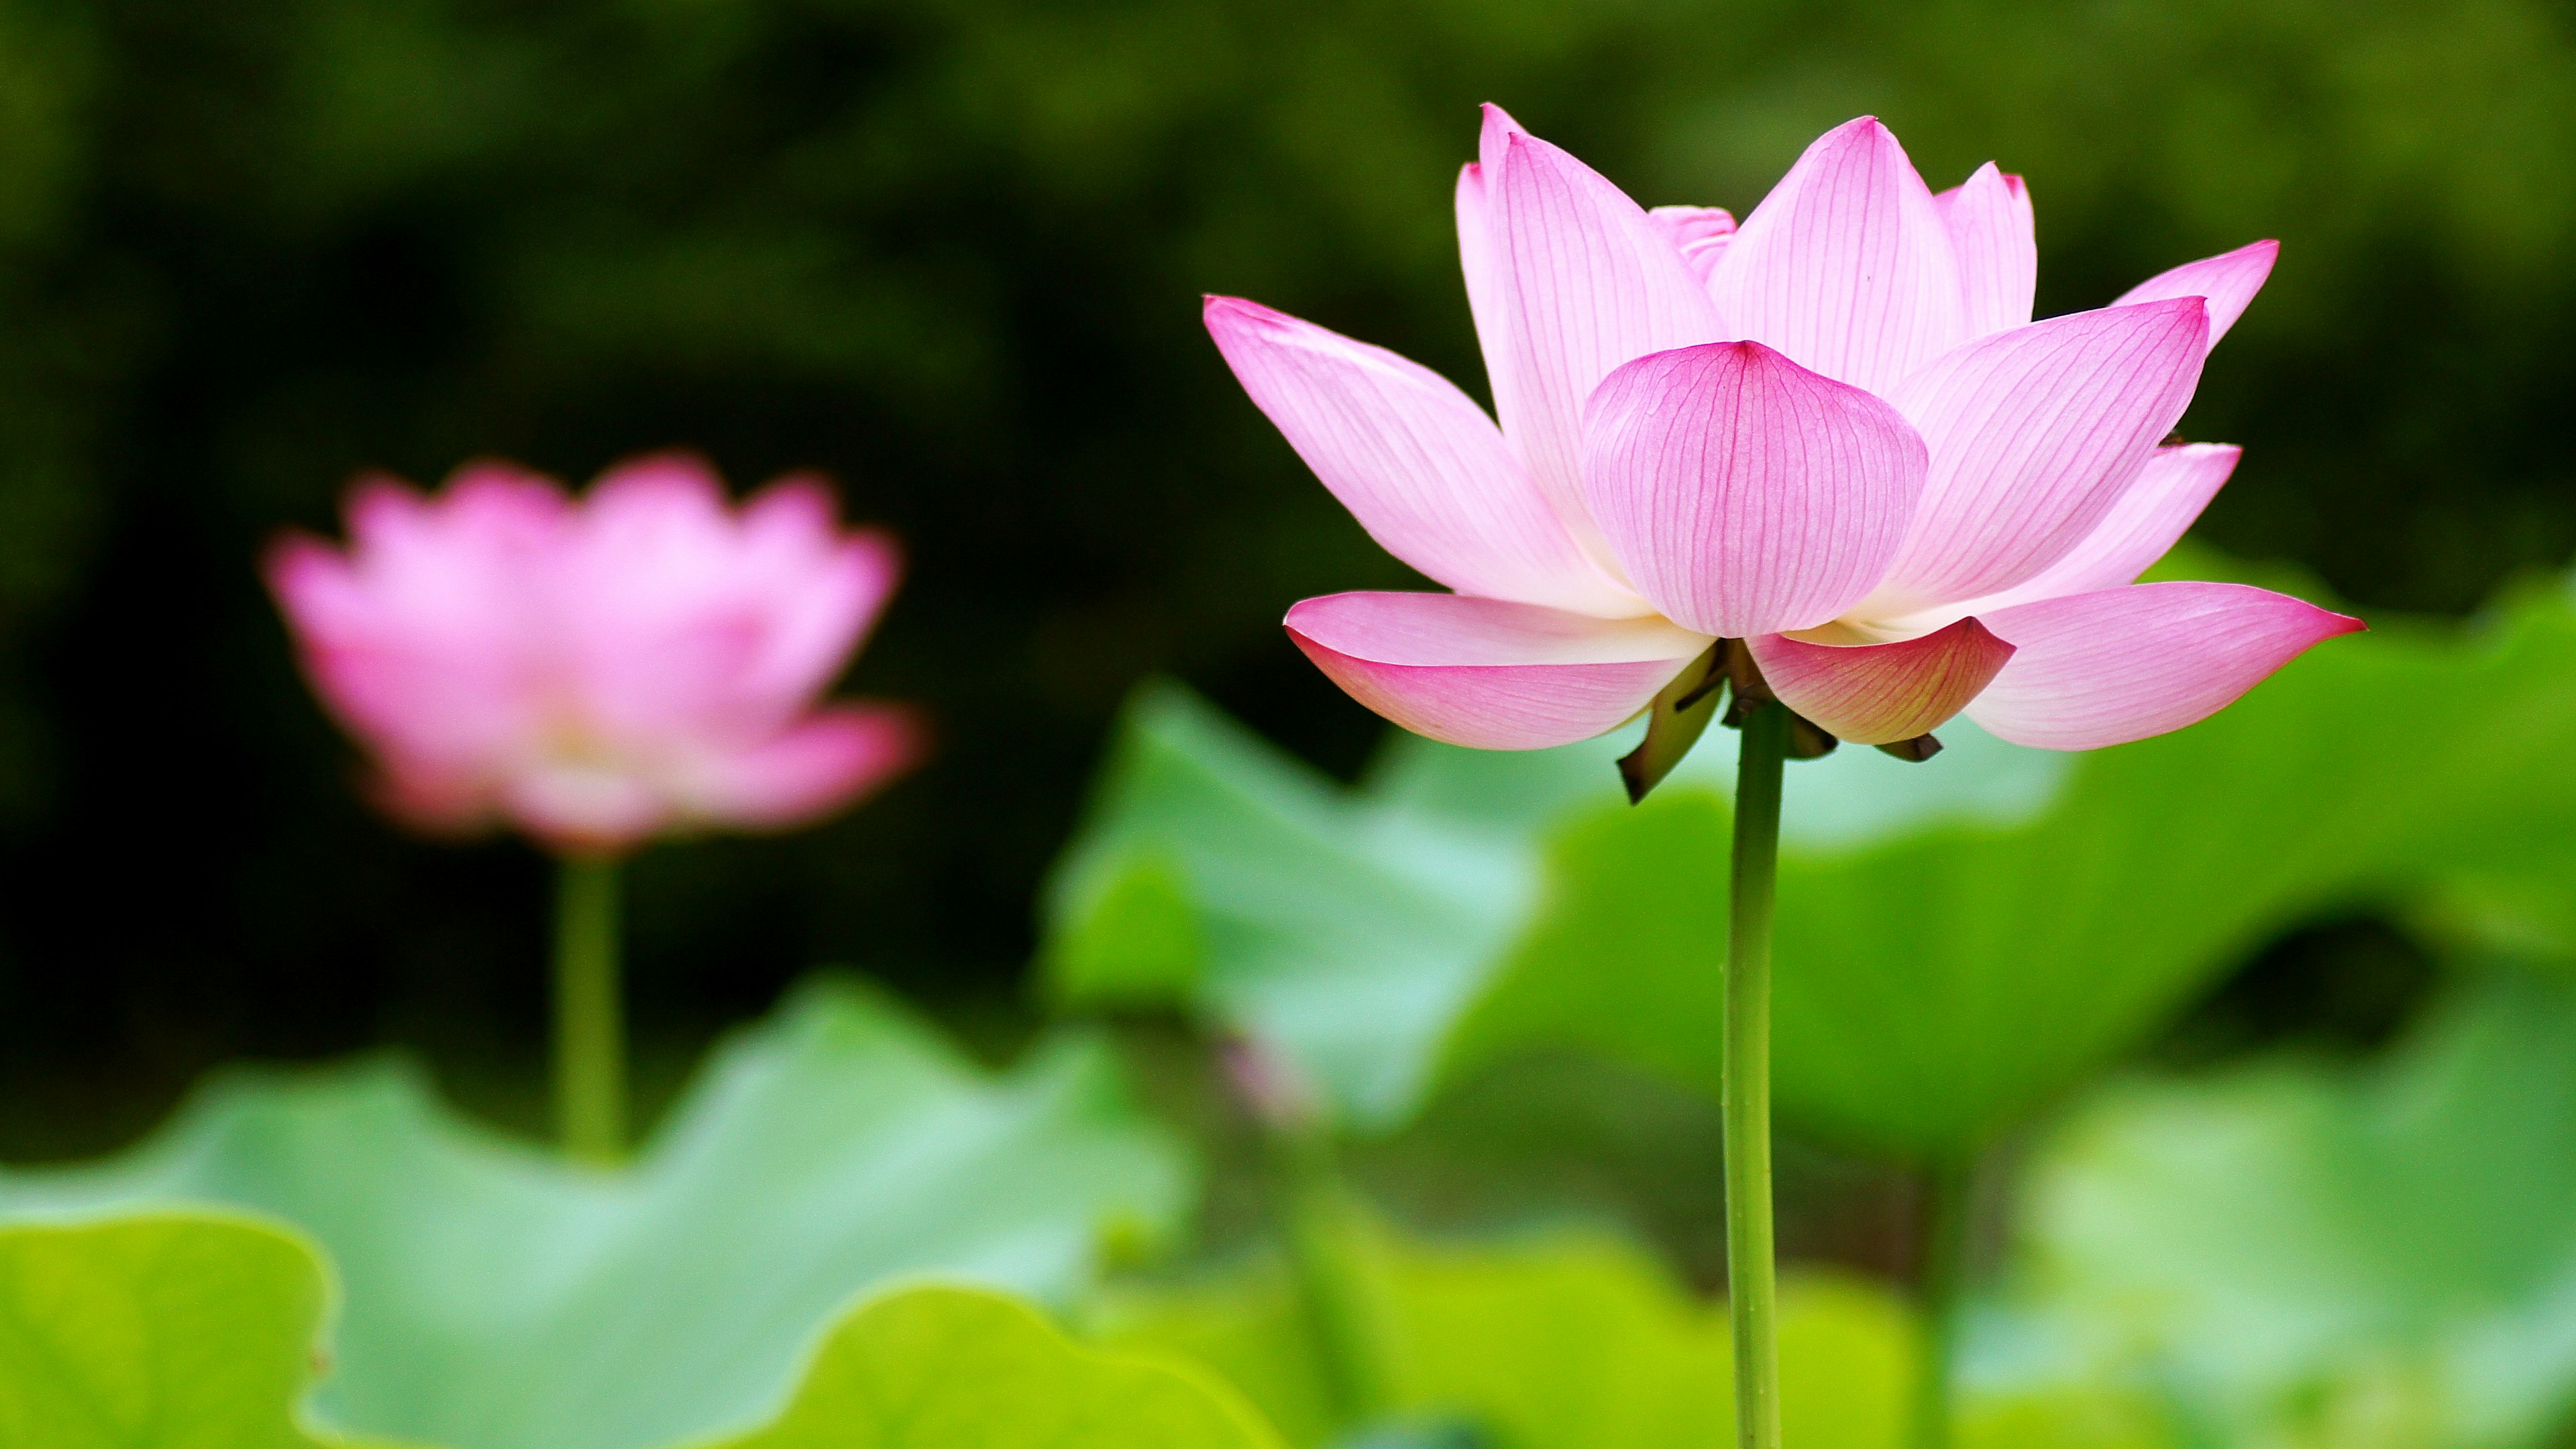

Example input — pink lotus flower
[268,452,920,854]
[1206,109,2361,753]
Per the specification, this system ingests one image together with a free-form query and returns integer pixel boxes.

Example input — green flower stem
[1912,1156,1976,1449]
[1269,1124,1390,1430]
[553,855,627,1165]
[1727,699,1789,1449]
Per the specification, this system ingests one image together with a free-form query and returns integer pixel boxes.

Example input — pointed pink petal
[1936,164,2035,338]
[728,489,904,704]
[1748,616,2014,745]
[2113,240,2277,351]
[1964,581,2364,750]
[1481,112,1725,566]
[1705,117,1965,397]
[1865,298,2211,616]
[678,703,924,829]
[1285,590,1709,750]
[1960,443,2241,612]
[1204,297,1637,616]
[1580,341,1927,637]
[1455,156,1516,449]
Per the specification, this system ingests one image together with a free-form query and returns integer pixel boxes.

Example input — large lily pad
[0,1214,415,1448]
[2000,965,2576,1449]
[1087,1217,2167,1449]
[715,1284,1282,1449]
[0,1215,1280,1449]
[0,979,1191,1449]
[1048,577,2576,1158]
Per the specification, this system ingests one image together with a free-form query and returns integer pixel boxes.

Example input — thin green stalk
[1912,1157,1975,1449]
[552,855,627,1165]
[1270,1124,1389,1432]
[1727,699,1789,1449]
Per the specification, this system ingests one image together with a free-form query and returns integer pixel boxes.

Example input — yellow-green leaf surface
[0,1214,393,1449]
[0,979,1189,1449]
[1048,570,2576,1157]
[0,1218,1277,1449]
[716,1285,1281,1449]
[1087,1220,2162,1449]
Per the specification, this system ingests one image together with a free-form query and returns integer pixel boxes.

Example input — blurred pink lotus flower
[1206,108,2360,753]
[268,452,920,855]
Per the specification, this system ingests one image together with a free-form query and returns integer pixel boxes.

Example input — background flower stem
[1268,1120,1391,1432]
[1912,1154,1975,1449]
[1727,700,1788,1449]
[553,855,627,1165]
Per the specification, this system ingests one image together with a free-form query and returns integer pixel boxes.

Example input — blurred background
[0,0,2569,1156]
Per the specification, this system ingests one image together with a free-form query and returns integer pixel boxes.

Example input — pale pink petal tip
[2112,239,2278,350]
[1966,581,2363,751]
[1285,590,1708,751]
[1704,114,1964,396]
[1748,616,2015,745]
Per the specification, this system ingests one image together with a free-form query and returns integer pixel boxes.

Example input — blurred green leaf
[0,979,1191,1449]
[2000,965,2576,1449]
[1089,1217,2159,1449]
[0,1217,1279,1449]
[1047,583,2576,1158]
[711,1284,1283,1449]
[0,1213,393,1448]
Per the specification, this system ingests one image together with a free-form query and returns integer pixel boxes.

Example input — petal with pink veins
[1964,580,2364,751]
[2113,240,2277,352]
[1285,590,1710,749]
[1580,341,1927,638]
[1455,156,1513,448]
[1748,616,2015,745]
[1864,298,2210,616]
[1935,164,2035,339]
[1954,443,2242,614]
[1204,296,1639,616]
[1480,109,1725,564]
[1705,117,1966,397]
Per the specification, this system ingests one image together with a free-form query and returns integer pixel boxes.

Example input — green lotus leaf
[1046,572,2576,1158]
[713,1283,1282,1449]
[1086,1217,2165,1449]
[0,1212,402,1448]
[2000,965,2576,1449]
[0,977,1191,1449]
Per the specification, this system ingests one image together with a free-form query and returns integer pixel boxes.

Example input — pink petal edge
[1865,297,2211,616]
[683,702,926,829]
[1203,295,1637,616]
[1747,616,2015,745]
[1285,590,1709,750]
[1951,443,2242,614]
[1964,580,2364,750]
[2112,239,2277,352]
[1937,163,2037,339]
